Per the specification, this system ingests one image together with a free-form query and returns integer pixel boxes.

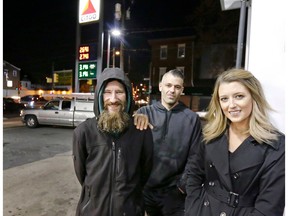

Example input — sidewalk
[3,116,24,128]
[3,151,81,216]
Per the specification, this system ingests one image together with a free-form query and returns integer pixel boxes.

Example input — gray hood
[93,67,133,117]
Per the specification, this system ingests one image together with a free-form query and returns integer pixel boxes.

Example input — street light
[220,0,241,10]
[112,48,120,68]
[107,29,121,68]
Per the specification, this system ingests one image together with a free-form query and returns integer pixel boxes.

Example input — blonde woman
[185,68,285,216]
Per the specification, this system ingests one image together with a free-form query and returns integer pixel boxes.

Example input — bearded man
[72,67,154,216]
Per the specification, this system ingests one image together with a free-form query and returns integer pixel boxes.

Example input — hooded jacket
[137,101,202,192]
[72,68,154,216]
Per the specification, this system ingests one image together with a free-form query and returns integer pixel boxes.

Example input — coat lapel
[229,136,266,173]
[207,134,232,189]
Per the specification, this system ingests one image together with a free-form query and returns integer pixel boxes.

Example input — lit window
[178,44,185,58]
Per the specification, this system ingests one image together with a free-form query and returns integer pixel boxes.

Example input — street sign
[78,61,97,79]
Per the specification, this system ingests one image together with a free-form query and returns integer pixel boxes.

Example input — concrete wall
[246,0,286,133]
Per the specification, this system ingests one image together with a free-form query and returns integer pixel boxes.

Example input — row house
[148,36,213,112]
[3,60,21,97]
[149,36,195,87]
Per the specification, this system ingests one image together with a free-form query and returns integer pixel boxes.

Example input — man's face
[103,80,126,113]
[98,80,129,134]
[159,73,184,110]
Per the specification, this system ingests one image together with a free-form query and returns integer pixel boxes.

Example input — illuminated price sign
[79,46,90,60]
[78,43,97,61]
[78,61,97,79]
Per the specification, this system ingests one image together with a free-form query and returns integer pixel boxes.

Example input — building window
[160,45,168,59]
[4,69,9,79]
[13,70,17,77]
[177,44,185,58]
[159,67,167,82]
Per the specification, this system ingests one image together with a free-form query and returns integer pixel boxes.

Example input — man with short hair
[72,67,154,216]
[136,69,202,216]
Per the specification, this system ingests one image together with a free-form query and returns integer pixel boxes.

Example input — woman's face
[218,81,253,127]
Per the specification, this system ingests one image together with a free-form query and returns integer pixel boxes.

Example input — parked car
[20,98,95,128]
[3,98,25,114]
[20,95,48,108]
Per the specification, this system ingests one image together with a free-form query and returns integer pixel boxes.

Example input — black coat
[73,117,153,216]
[73,68,154,216]
[185,132,285,216]
[137,101,202,192]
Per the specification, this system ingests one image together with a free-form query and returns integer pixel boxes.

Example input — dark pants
[143,186,185,216]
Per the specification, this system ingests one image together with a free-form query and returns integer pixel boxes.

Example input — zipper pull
[112,141,115,151]
[118,148,121,159]
[117,148,121,162]
[117,148,121,173]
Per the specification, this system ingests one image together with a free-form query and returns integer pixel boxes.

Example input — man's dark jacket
[137,101,202,192]
[72,68,154,216]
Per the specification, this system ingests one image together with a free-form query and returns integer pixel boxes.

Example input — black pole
[97,0,104,78]
[236,0,247,68]
[75,20,81,92]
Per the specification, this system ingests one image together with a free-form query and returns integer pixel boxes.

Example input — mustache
[104,101,122,106]
[104,100,126,110]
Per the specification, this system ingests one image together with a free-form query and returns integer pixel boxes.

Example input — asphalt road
[3,117,81,216]
[3,123,73,169]
[3,113,152,216]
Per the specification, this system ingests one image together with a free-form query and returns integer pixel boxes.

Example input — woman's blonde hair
[203,68,279,144]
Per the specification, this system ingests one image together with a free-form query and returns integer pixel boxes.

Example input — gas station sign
[79,0,101,24]
[78,43,97,61]
[78,61,97,79]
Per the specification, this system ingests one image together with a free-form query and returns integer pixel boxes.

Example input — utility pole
[107,32,111,68]
[236,0,247,68]
[97,0,104,77]
[120,0,125,71]
[74,21,80,92]
[112,47,116,67]
[115,1,125,70]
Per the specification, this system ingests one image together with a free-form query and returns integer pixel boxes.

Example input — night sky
[3,0,238,84]
[4,0,77,84]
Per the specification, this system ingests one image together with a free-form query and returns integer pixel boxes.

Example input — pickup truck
[20,98,95,128]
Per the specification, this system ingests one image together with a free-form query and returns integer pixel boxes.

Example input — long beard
[97,102,130,134]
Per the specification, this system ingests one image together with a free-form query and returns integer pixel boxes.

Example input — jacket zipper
[109,141,116,216]
[117,148,121,174]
